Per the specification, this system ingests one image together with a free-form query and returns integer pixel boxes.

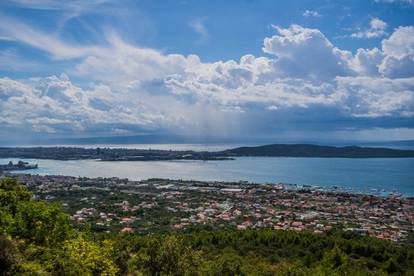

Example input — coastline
[1,155,413,197]
[3,172,413,243]
[1,143,414,161]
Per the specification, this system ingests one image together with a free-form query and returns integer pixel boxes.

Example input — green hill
[223,144,414,158]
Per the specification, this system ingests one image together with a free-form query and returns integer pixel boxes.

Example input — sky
[0,0,414,144]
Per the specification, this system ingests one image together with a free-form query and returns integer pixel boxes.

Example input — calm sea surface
[2,153,414,196]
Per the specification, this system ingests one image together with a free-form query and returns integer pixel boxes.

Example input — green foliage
[0,178,31,223]
[1,178,414,275]
[0,234,20,275]
[126,235,202,275]
[110,228,414,275]
[55,236,118,275]
[13,200,73,245]
[0,178,73,245]
[0,178,117,275]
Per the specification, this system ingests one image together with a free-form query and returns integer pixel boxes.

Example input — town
[3,173,412,244]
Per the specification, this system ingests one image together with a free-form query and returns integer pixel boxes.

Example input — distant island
[0,144,414,161]
[222,144,414,158]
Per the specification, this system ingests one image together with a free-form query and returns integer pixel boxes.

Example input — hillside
[1,178,414,275]
[223,144,414,158]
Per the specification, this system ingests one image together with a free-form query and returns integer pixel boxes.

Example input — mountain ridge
[221,143,414,158]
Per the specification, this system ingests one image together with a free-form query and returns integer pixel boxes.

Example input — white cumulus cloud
[0,16,413,139]
[302,10,321,17]
[263,24,353,80]
[351,18,388,39]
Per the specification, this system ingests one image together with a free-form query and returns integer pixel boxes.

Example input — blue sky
[0,0,414,144]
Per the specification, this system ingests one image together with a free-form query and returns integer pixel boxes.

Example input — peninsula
[223,144,414,158]
[0,160,38,171]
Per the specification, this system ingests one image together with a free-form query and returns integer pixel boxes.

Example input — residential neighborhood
[5,173,413,243]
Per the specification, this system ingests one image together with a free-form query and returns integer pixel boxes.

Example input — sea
[1,142,414,197]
